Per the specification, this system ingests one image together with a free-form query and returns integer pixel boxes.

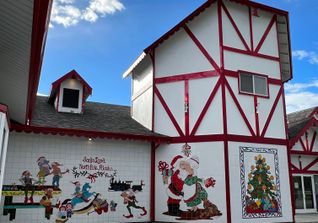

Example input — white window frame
[239,71,269,97]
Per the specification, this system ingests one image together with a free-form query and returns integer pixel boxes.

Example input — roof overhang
[0,0,52,124]
[289,117,318,148]
[11,123,171,143]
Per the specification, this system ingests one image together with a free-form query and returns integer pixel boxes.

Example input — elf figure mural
[158,144,222,220]
[245,154,278,214]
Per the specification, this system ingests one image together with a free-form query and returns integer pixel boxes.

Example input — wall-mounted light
[88,138,92,141]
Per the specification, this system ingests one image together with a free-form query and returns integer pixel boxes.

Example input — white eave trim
[122,52,147,79]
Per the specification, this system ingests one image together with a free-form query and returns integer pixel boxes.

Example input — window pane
[304,176,314,209]
[240,73,253,93]
[293,176,304,209]
[62,88,80,108]
[254,76,267,96]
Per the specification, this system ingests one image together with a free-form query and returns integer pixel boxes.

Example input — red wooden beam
[310,131,317,152]
[190,78,222,136]
[260,86,283,137]
[225,79,256,137]
[254,96,260,136]
[290,150,318,156]
[26,0,52,124]
[155,70,219,84]
[221,2,250,51]
[290,163,299,171]
[183,25,220,72]
[223,45,280,61]
[299,137,307,152]
[289,118,318,147]
[303,157,318,171]
[254,15,277,53]
[185,80,190,136]
[154,86,185,137]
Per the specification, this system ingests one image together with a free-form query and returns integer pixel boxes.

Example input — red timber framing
[148,0,292,222]
[26,0,53,124]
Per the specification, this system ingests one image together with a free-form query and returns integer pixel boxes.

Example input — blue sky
[39,0,318,113]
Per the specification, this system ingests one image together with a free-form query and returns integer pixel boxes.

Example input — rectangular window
[62,88,80,108]
[239,72,268,97]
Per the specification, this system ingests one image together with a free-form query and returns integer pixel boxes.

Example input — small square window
[239,72,268,97]
[62,88,79,108]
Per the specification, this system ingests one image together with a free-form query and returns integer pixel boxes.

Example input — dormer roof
[48,70,92,105]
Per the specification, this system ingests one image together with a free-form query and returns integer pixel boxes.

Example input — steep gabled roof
[19,96,168,142]
[48,70,92,104]
[287,106,318,144]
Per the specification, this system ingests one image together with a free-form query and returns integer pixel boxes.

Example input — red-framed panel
[254,14,277,53]
[184,25,220,72]
[154,86,185,137]
[221,2,250,51]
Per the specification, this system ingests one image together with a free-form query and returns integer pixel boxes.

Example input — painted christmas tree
[246,154,278,213]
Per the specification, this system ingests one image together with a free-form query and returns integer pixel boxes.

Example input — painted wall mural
[239,146,282,219]
[157,143,222,221]
[1,138,149,223]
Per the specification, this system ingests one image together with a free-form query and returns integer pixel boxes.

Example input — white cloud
[50,0,125,28]
[292,50,318,65]
[37,92,48,97]
[285,80,318,113]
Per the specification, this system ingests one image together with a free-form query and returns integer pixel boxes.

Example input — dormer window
[48,70,92,114]
[62,88,80,109]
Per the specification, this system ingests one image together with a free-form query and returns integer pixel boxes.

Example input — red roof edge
[0,104,11,129]
[49,70,93,104]
[144,0,288,54]
[289,118,318,148]
[309,107,318,118]
[26,0,53,125]
[11,124,171,143]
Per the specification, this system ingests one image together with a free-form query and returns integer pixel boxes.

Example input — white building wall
[155,28,213,78]
[0,112,9,204]
[155,142,227,223]
[228,142,293,222]
[0,133,151,223]
[131,55,153,130]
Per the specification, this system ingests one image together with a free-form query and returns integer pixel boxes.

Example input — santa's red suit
[166,155,184,216]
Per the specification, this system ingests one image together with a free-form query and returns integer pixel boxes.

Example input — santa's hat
[188,155,199,169]
[170,155,183,170]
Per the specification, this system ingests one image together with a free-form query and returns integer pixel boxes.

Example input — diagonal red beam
[183,25,220,72]
[254,14,277,53]
[299,138,307,152]
[221,2,251,51]
[291,163,299,171]
[225,79,256,136]
[154,86,185,137]
[190,78,222,136]
[310,131,317,152]
[261,86,283,137]
[303,157,318,171]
